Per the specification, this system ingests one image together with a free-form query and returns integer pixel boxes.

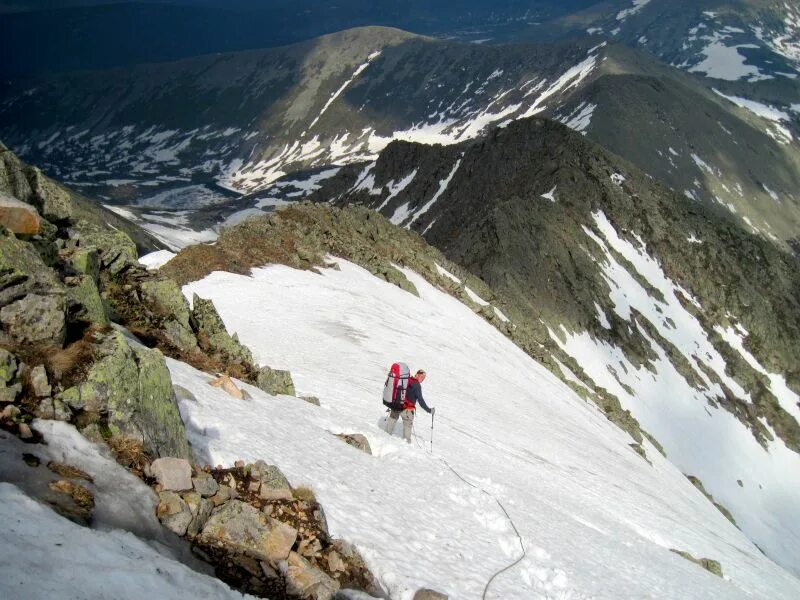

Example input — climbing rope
[411,420,528,599]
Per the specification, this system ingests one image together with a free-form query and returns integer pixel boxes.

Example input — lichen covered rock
[57,331,191,459]
[256,365,296,397]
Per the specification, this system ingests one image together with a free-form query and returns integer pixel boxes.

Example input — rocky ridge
[0,145,387,599]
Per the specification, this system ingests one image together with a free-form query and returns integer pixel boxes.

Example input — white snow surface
[177,258,800,598]
[139,249,176,270]
[0,483,252,600]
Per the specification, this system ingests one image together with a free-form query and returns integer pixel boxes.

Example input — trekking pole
[430,407,435,454]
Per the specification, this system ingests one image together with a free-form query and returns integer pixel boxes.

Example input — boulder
[69,247,101,283]
[141,278,193,330]
[71,222,138,274]
[173,385,197,403]
[156,491,193,536]
[192,473,219,498]
[0,293,66,345]
[190,294,254,365]
[301,395,321,406]
[197,500,297,563]
[0,383,21,404]
[281,551,340,600]
[0,230,63,308]
[151,457,193,491]
[184,491,214,538]
[28,167,72,222]
[57,331,192,459]
[251,461,293,501]
[162,318,199,354]
[0,191,41,235]
[35,396,72,421]
[30,365,51,397]
[335,433,372,455]
[65,274,109,326]
[256,365,296,396]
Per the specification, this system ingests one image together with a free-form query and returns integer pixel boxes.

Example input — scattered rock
[327,550,346,573]
[252,461,293,501]
[281,551,340,600]
[30,365,51,397]
[0,293,66,345]
[156,491,193,536]
[301,395,321,406]
[184,491,214,538]
[210,484,233,506]
[151,457,193,491]
[35,397,71,420]
[0,191,41,234]
[69,247,101,283]
[197,500,298,563]
[193,473,220,498]
[0,383,21,404]
[255,365,296,396]
[335,434,372,455]
[209,373,245,400]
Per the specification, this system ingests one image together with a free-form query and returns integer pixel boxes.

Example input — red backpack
[382,362,410,411]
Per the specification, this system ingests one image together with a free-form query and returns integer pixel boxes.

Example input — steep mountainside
[541,0,800,82]
[3,25,799,245]
[311,117,800,574]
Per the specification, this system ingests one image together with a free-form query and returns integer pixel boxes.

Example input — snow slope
[175,258,800,599]
[0,483,252,600]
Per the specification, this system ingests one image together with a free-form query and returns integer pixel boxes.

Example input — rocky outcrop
[56,330,192,460]
[190,294,253,366]
[151,460,382,599]
[670,549,723,578]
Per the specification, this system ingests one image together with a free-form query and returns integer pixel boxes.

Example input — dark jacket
[403,377,432,413]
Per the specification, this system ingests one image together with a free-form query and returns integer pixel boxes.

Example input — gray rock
[0,383,21,404]
[413,590,448,600]
[28,166,72,222]
[301,395,321,406]
[192,473,219,498]
[197,500,297,563]
[252,461,293,501]
[163,318,199,354]
[281,551,340,600]
[190,294,254,365]
[255,365,296,396]
[151,457,193,491]
[336,433,372,455]
[0,348,17,384]
[57,331,192,460]
[0,293,66,345]
[69,247,101,283]
[184,492,214,538]
[141,279,193,331]
[65,274,109,326]
[156,491,193,536]
[30,365,51,397]
[35,396,72,421]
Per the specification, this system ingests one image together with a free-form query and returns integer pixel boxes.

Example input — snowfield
[174,258,800,599]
